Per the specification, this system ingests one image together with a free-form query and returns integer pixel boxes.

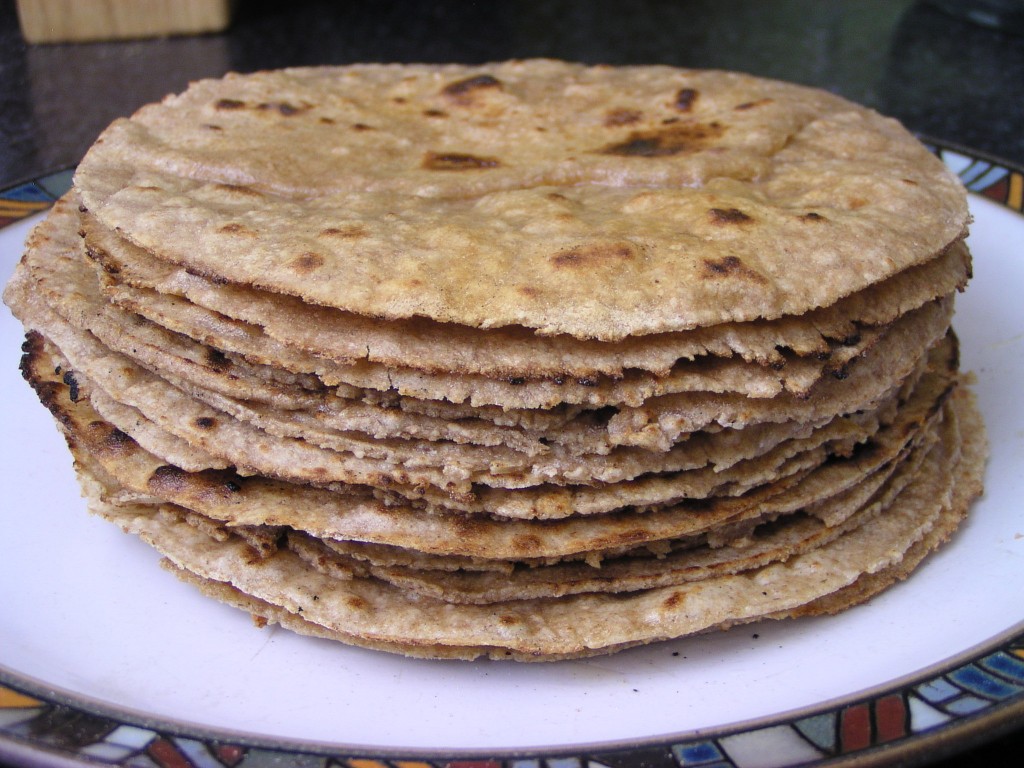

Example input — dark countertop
[0,1,1021,766]
[2,0,1024,187]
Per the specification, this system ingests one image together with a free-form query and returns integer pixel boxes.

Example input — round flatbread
[74,61,969,339]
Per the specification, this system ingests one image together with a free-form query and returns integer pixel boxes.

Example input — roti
[74,61,968,339]
[80,207,972,379]
[3,60,984,661]
[74,389,983,660]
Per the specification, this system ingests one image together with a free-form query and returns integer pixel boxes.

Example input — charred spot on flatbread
[674,88,698,111]
[422,151,501,170]
[441,74,504,105]
[596,121,725,157]
[550,242,637,268]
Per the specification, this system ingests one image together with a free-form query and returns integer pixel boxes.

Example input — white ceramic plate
[1,147,1023,768]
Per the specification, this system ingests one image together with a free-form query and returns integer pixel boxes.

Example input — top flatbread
[74,60,968,340]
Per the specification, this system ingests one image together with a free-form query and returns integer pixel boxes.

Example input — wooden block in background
[16,0,234,43]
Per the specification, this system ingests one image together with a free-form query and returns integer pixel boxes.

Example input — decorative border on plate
[1,143,1023,768]
[0,168,75,226]
[924,141,1024,212]
[2,632,1023,768]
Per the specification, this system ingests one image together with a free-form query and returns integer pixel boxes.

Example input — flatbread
[75,389,984,660]
[19,330,960,561]
[74,61,969,339]
[27,198,951,414]
[3,61,983,661]
[81,207,971,379]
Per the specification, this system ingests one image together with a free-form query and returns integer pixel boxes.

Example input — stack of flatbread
[4,60,986,660]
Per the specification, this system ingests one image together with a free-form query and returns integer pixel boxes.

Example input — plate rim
[2,139,1023,768]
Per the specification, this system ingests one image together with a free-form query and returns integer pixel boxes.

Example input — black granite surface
[0,1,1021,766]
[2,0,1024,186]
